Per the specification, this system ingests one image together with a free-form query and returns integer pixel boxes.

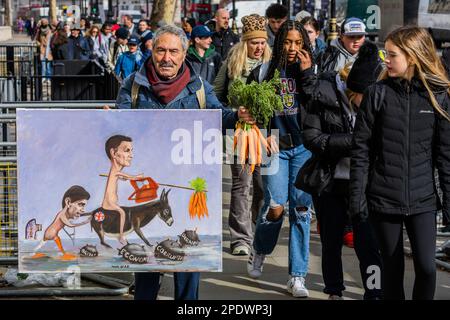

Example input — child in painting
[31,185,92,260]
[102,135,143,245]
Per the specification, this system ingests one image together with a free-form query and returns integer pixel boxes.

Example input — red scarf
[146,60,191,104]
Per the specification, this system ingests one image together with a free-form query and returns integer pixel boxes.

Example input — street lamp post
[78,0,83,18]
[231,0,238,34]
[327,0,338,43]
[107,0,113,21]
[146,0,149,19]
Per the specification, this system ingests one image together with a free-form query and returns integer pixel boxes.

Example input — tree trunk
[4,0,12,27]
[49,0,58,25]
[150,0,177,26]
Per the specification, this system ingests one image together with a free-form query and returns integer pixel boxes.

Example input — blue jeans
[41,59,52,79]
[134,272,200,300]
[253,144,312,277]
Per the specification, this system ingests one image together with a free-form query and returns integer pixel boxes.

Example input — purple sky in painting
[17,109,222,239]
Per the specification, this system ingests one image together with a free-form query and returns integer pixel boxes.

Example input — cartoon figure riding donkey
[30,135,208,260]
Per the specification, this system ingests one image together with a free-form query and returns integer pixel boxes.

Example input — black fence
[0,44,40,77]
[0,58,120,102]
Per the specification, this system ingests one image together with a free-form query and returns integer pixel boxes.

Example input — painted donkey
[81,189,173,248]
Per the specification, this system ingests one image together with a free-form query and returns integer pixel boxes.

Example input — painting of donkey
[82,189,173,248]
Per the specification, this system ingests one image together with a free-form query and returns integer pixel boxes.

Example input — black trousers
[370,211,436,300]
[313,190,383,299]
[134,272,200,300]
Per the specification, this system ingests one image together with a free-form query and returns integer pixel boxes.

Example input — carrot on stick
[196,193,204,218]
[189,193,195,218]
[188,178,209,219]
[201,192,208,216]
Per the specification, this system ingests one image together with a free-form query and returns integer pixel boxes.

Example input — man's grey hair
[152,24,189,52]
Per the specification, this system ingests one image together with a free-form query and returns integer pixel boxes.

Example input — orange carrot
[200,192,207,218]
[234,126,243,151]
[253,128,260,164]
[254,126,269,153]
[240,130,248,167]
[254,127,262,166]
[188,194,195,217]
[197,193,204,218]
[248,125,256,166]
[202,192,209,217]
[193,193,200,217]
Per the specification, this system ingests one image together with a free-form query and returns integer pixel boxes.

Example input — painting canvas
[17,109,223,273]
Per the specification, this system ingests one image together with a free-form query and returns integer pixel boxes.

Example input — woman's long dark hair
[265,20,314,81]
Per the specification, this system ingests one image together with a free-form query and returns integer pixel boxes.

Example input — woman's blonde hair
[226,39,272,80]
[380,26,450,120]
[339,63,359,108]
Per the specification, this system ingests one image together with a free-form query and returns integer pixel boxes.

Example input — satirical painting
[18,109,222,273]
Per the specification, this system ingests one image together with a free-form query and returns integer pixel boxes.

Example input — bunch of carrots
[188,177,209,219]
[228,70,283,174]
[234,121,269,173]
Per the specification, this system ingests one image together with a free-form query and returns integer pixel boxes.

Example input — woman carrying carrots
[246,20,315,298]
[214,14,271,256]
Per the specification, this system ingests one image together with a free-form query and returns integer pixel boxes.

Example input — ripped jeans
[253,144,312,277]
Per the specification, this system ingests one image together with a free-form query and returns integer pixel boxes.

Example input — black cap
[347,41,384,94]
[115,27,129,40]
[128,36,139,45]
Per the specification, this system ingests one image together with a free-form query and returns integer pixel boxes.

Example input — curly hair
[264,20,314,81]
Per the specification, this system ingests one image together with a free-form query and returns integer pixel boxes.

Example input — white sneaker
[287,276,309,298]
[232,245,250,256]
[247,249,265,279]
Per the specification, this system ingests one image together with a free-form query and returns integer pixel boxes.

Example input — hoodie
[186,45,222,84]
[319,38,358,72]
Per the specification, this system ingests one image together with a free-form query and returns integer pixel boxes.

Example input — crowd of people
[27,3,450,301]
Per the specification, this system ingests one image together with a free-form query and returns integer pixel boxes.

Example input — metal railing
[0,74,120,102]
[0,163,17,258]
[0,45,121,103]
[0,44,39,77]
[0,102,115,259]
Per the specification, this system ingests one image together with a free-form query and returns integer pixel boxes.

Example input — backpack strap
[130,73,140,109]
[196,77,206,109]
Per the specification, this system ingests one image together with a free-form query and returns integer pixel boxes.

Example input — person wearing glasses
[86,25,109,66]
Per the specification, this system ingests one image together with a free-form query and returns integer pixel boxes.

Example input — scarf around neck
[146,61,191,104]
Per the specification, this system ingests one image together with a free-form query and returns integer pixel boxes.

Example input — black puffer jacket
[350,77,450,218]
[212,28,240,60]
[302,72,354,194]
[303,72,353,160]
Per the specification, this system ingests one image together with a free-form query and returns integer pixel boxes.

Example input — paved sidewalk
[0,33,33,44]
